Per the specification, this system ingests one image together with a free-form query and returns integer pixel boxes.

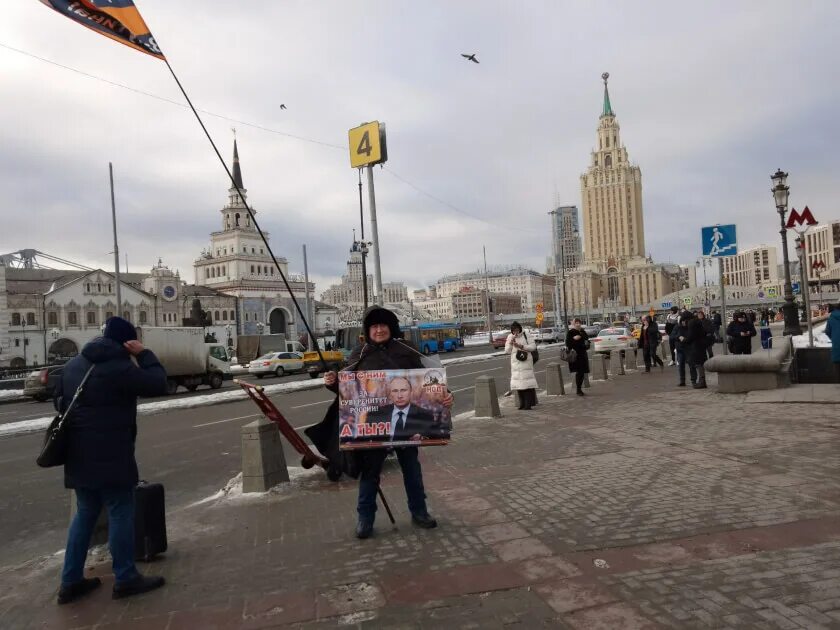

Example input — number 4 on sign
[348,121,384,168]
[357,131,372,157]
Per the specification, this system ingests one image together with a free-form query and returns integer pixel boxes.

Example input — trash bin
[760,327,772,349]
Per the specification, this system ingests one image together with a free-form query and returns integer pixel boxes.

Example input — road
[0,343,507,426]
[0,345,561,568]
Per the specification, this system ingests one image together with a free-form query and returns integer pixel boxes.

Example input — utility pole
[302,244,314,348]
[109,163,122,311]
[366,165,383,305]
[357,169,369,309]
[483,245,493,342]
[549,210,563,330]
[719,258,728,355]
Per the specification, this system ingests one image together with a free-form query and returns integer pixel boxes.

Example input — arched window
[86,311,97,325]
[251,265,255,274]
[605,136,610,148]
[605,155,612,168]
[11,313,21,326]
[123,311,131,321]
[235,213,241,226]
[214,310,220,321]
[106,311,114,320]
[139,311,148,324]
[48,312,58,326]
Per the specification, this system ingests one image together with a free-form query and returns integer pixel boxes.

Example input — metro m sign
[786,206,817,229]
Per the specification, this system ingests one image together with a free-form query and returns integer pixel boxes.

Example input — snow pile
[187,466,325,508]
[0,390,25,402]
[791,323,832,349]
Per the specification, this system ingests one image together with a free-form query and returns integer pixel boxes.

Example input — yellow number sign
[349,121,383,168]
[535,313,544,326]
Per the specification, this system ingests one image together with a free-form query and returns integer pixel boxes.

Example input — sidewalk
[4,367,840,629]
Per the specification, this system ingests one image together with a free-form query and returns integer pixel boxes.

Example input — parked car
[491,332,509,349]
[591,327,636,354]
[534,328,560,344]
[247,351,305,378]
[583,325,601,338]
[23,365,64,402]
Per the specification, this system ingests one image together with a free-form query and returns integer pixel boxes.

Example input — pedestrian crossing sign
[767,287,778,298]
[701,224,737,257]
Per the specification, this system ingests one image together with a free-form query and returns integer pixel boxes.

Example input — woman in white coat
[505,322,538,410]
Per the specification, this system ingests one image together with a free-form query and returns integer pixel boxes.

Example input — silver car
[591,327,636,354]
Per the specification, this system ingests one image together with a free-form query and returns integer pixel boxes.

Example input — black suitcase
[135,481,167,561]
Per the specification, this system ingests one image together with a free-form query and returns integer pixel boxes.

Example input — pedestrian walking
[711,310,723,343]
[671,312,696,387]
[323,306,453,539]
[684,311,709,389]
[825,304,840,382]
[56,317,167,605]
[665,306,680,365]
[697,310,716,359]
[639,315,664,372]
[565,318,590,395]
[726,312,757,355]
[505,322,538,409]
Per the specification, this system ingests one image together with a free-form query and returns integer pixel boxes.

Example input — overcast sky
[1,1,837,295]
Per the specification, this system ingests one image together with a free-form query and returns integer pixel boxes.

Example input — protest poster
[338,368,451,450]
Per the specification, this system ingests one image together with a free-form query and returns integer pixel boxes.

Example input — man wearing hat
[55,317,168,604]
[324,306,454,539]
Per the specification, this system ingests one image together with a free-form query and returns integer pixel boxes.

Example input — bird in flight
[279,104,287,110]
[461,53,479,64]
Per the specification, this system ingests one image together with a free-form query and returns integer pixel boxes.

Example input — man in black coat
[726,312,757,354]
[366,376,436,441]
[56,317,167,605]
[670,312,696,387]
[683,311,709,389]
[323,306,453,539]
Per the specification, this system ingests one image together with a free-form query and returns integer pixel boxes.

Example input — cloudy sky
[1,1,837,296]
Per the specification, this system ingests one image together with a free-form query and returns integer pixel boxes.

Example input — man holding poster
[324,306,453,539]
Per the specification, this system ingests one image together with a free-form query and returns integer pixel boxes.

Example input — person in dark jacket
[56,317,167,605]
[664,306,680,365]
[696,310,715,359]
[670,313,696,387]
[726,312,757,355]
[323,306,453,539]
[565,319,590,395]
[639,316,664,372]
[683,311,708,389]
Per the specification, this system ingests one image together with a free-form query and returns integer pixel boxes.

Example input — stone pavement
[3,364,840,629]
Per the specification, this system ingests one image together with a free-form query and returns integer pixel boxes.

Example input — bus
[405,322,463,355]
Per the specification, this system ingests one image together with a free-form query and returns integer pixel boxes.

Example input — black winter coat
[726,320,757,354]
[57,337,167,489]
[565,328,590,373]
[683,319,708,363]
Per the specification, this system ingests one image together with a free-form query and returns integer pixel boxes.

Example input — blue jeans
[676,349,697,385]
[62,487,140,587]
[358,447,428,524]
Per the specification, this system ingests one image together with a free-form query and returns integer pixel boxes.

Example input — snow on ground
[0,390,25,402]
[187,466,325,507]
[791,323,831,349]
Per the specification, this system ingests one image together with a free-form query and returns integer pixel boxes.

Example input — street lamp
[21,320,27,366]
[256,321,265,336]
[771,169,802,335]
[225,323,232,348]
[696,257,713,309]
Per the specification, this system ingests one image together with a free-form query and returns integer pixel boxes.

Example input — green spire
[601,72,614,117]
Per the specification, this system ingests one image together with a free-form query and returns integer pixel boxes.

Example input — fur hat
[362,306,400,343]
[103,316,137,344]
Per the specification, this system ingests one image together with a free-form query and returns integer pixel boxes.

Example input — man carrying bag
[50,317,168,605]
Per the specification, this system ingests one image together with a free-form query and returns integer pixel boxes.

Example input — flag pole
[109,162,122,312]
[161,60,328,372]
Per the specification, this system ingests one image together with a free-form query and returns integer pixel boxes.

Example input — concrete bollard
[583,351,592,387]
[474,375,502,417]
[241,416,290,493]
[69,490,108,545]
[545,362,565,395]
[591,353,608,380]
[610,350,626,376]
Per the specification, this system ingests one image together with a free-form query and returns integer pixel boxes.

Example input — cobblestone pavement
[3,368,840,629]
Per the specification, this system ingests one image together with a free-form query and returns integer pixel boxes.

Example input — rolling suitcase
[135,481,167,561]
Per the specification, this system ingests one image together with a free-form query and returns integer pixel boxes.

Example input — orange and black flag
[38,0,165,60]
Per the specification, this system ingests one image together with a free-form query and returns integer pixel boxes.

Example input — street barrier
[705,344,791,393]
[610,350,626,376]
[591,353,608,380]
[474,375,502,417]
[241,417,290,492]
[545,362,565,396]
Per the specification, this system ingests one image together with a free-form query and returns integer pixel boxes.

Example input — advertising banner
[338,368,451,450]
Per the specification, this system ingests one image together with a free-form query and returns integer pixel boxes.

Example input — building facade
[720,245,779,288]
[548,206,583,273]
[804,220,840,281]
[435,267,555,312]
[561,73,682,315]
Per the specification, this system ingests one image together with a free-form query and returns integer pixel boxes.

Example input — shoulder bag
[523,333,539,364]
[36,365,94,468]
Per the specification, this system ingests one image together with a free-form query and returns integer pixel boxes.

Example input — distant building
[548,205,582,273]
[720,245,779,288]
[321,239,408,307]
[435,267,555,312]
[804,220,840,281]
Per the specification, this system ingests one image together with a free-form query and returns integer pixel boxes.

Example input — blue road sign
[701,224,737,257]
[792,282,801,295]
[661,301,672,309]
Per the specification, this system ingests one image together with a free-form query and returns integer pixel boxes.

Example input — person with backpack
[505,322,538,409]
[565,318,590,396]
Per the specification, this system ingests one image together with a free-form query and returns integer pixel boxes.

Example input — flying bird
[279,104,287,110]
[461,53,479,64]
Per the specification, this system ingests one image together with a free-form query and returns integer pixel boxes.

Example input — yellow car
[248,351,305,378]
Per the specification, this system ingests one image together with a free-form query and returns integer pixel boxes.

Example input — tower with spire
[193,138,323,339]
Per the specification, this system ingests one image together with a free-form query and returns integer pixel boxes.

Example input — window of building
[11,313,21,326]
[123,311,131,321]
[15,339,19,347]
[251,247,255,254]
[139,311,148,324]
[251,265,255,274]
[97,283,101,292]
[48,312,58,326]
[86,311,97,325]
[260,248,264,254]
[68,312,78,326]
[214,310,220,321]
[106,311,114,320]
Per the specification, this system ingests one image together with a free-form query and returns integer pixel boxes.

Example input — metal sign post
[702,224,738,355]
[366,165,383,305]
[719,258,727,354]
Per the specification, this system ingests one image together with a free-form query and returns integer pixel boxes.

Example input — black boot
[355,520,373,539]
[411,513,438,529]
[112,575,165,600]
[57,577,101,605]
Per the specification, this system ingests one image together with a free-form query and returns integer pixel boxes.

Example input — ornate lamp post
[21,320,27,366]
[696,257,713,309]
[771,169,802,335]
[256,321,265,336]
[225,323,232,348]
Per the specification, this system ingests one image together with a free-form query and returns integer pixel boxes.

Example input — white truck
[136,327,231,395]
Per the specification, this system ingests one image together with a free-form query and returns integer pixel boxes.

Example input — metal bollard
[545,362,565,395]
[474,375,502,417]
[241,416,290,493]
